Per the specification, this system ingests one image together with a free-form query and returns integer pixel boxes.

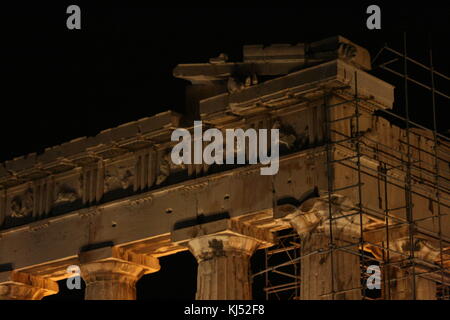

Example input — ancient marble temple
[1,36,449,300]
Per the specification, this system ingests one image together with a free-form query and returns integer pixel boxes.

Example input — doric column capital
[80,259,148,284]
[172,218,274,250]
[389,236,441,263]
[278,203,321,237]
[188,233,260,263]
[0,271,58,300]
[280,194,373,240]
[79,245,160,273]
[79,246,160,300]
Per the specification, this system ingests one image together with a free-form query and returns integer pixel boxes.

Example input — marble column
[79,247,160,300]
[81,259,146,300]
[298,232,361,300]
[282,194,370,300]
[385,237,439,300]
[188,234,259,300]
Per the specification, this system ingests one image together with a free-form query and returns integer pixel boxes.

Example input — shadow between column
[136,251,197,300]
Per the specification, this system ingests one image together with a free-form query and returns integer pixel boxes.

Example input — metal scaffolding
[255,33,450,300]
[252,229,301,300]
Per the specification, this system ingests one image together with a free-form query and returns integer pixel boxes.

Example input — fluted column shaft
[300,232,361,300]
[385,266,436,300]
[188,234,259,300]
[81,259,146,300]
[283,195,366,300]
[385,237,438,300]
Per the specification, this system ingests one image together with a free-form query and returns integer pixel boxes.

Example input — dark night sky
[0,3,449,300]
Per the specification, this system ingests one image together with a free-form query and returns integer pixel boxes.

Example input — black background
[1,2,449,300]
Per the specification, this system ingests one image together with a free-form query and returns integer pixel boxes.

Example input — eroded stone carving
[104,166,134,192]
[54,184,79,205]
[10,188,33,218]
[338,43,357,61]
[227,77,245,93]
[156,152,186,185]
[272,120,309,150]
[209,53,228,64]
[272,120,297,149]
[227,74,258,93]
